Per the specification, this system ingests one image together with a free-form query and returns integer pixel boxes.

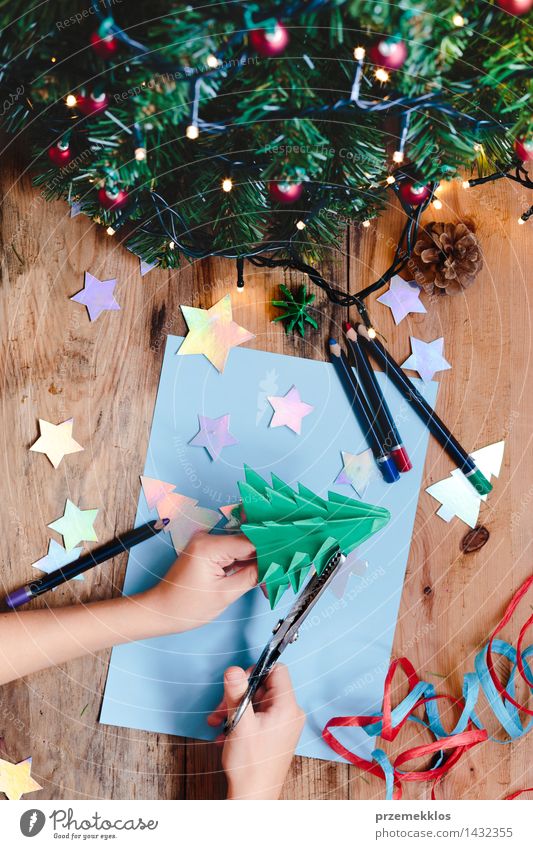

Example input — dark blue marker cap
[377,455,400,484]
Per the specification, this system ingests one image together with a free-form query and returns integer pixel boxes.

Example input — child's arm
[0,532,257,686]
[208,664,306,800]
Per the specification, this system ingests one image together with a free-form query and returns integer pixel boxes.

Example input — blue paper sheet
[100,336,438,762]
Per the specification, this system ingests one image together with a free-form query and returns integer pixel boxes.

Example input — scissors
[224,546,345,735]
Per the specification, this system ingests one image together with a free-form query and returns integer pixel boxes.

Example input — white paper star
[30,418,84,469]
[377,276,427,325]
[402,337,451,382]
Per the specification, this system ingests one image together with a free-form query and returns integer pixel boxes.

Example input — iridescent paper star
[334,449,377,497]
[377,275,426,325]
[189,414,238,461]
[267,385,314,434]
[169,502,221,552]
[70,201,83,217]
[156,492,199,528]
[177,294,255,372]
[0,757,42,801]
[48,499,98,550]
[402,337,451,383]
[71,272,121,322]
[32,539,84,584]
[30,418,84,469]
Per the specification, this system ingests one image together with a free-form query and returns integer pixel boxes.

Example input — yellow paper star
[30,418,84,469]
[177,294,254,372]
[0,757,42,801]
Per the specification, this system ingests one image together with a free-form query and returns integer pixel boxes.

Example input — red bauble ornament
[249,22,289,57]
[90,31,119,59]
[269,181,303,204]
[78,92,109,116]
[98,187,129,210]
[515,137,533,162]
[398,181,431,206]
[369,38,407,70]
[495,0,532,14]
[48,142,72,166]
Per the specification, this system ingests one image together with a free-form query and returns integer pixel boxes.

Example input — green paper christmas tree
[237,465,390,608]
[272,285,318,338]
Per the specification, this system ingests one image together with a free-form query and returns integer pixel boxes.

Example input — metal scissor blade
[223,546,344,736]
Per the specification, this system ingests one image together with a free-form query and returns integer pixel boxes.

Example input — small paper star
[334,449,377,497]
[140,259,158,277]
[30,418,84,469]
[32,539,84,584]
[177,294,255,372]
[71,272,121,322]
[140,476,176,510]
[267,385,314,434]
[48,499,98,551]
[189,414,238,461]
[377,275,427,325]
[402,337,451,383]
[0,757,42,801]
[70,201,83,218]
[169,502,221,552]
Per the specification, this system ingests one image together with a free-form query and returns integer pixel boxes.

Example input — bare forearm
[0,589,171,685]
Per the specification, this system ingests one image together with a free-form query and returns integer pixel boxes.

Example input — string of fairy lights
[15,0,533,322]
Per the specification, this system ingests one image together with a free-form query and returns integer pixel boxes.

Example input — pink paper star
[267,385,314,434]
[189,414,238,461]
[377,275,426,325]
[71,272,121,322]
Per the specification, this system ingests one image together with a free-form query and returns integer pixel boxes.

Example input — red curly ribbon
[323,572,533,799]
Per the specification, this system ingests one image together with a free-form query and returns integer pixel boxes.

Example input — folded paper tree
[237,465,391,608]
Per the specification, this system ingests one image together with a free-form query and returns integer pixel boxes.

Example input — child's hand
[208,664,306,800]
[147,532,258,631]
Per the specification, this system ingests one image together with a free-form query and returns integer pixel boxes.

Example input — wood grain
[0,157,531,800]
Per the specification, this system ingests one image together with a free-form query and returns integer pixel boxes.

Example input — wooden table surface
[0,156,531,800]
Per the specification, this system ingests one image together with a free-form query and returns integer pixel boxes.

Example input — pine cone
[412,221,483,295]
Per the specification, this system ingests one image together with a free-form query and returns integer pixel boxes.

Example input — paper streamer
[323,574,533,800]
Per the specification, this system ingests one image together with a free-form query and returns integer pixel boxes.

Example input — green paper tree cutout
[272,284,318,337]
[238,465,390,608]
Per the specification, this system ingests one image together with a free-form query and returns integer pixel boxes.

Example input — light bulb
[134,147,147,161]
[362,220,371,228]
[169,241,175,250]
[374,68,390,83]
[65,94,77,108]
[51,56,57,63]
[236,281,245,293]
[186,124,199,140]
[368,327,377,339]
[296,220,306,230]
[392,150,404,164]
[518,217,526,225]
[206,54,220,69]
[433,199,443,210]
[386,175,396,185]
[462,180,470,189]
[452,13,465,26]
[353,47,365,61]
[106,226,116,236]
[473,143,483,152]
[222,178,233,192]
